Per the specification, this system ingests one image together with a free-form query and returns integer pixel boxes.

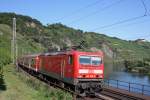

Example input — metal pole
[12,18,15,64]
[129,82,130,92]
[117,80,118,88]
[12,17,17,64]
[11,39,14,63]
[14,18,17,65]
[142,85,144,95]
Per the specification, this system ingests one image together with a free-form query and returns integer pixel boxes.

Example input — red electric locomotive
[18,50,104,96]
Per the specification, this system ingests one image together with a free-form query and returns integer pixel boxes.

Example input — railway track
[17,64,86,100]
[17,64,147,100]
[18,64,111,100]
[99,88,145,100]
[77,87,148,100]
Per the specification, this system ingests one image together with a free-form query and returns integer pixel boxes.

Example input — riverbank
[124,59,150,76]
[0,64,72,100]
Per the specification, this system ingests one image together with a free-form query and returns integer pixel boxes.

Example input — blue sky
[0,0,150,40]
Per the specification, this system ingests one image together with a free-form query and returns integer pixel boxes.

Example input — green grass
[0,13,150,99]
[0,24,72,100]
[0,64,39,100]
[0,64,72,100]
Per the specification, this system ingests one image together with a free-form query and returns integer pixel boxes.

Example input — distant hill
[0,12,150,66]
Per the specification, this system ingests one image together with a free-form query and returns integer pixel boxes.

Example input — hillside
[0,12,150,63]
[0,64,72,100]
[0,17,72,99]
[0,12,150,99]
[0,23,42,66]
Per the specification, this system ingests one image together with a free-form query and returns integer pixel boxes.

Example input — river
[104,61,150,95]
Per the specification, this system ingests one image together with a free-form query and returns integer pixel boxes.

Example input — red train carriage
[18,54,40,72]
[18,50,104,95]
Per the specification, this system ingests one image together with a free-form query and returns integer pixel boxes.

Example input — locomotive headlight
[79,69,88,73]
[93,70,103,74]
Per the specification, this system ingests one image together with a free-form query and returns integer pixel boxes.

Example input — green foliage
[15,66,72,100]
[1,64,72,100]
[0,13,43,43]
[0,12,150,99]
[0,24,42,67]
[0,25,11,66]
[124,58,150,74]
[0,13,150,60]
[0,12,150,72]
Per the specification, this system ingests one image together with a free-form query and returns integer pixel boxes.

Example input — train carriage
[18,50,104,95]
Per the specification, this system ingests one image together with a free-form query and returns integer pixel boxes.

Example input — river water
[104,62,150,95]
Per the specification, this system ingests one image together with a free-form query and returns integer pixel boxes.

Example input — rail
[18,64,86,100]
[104,78,150,96]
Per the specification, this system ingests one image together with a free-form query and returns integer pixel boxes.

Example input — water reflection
[104,61,150,85]
[104,61,150,95]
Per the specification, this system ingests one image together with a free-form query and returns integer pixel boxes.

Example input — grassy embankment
[0,64,72,100]
[0,23,72,100]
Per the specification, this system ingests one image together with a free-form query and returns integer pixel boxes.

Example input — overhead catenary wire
[90,15,147,31]
[143,0,149,15]
[98,16,150,32]
[141,0,148,15]
[140,0,150,41]
[55,0,103,22]
[68,0,123,25]
[89,0,149,31]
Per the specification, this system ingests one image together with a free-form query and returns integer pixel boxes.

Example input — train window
[79,56,91,65]
[68,55,73,64]
[79,56,101,66]
[91,57,101,66]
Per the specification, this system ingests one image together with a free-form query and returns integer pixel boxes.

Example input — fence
[104,78,150,96]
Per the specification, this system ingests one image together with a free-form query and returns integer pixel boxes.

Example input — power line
[55,0,103,22]
[89,0,149,31]
[141,0,148,15]
[68,0,123,25]
[90,15,147,31]
[98,16,150,32]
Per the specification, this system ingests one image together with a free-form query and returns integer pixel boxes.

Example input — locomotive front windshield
[79,56,101,66]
